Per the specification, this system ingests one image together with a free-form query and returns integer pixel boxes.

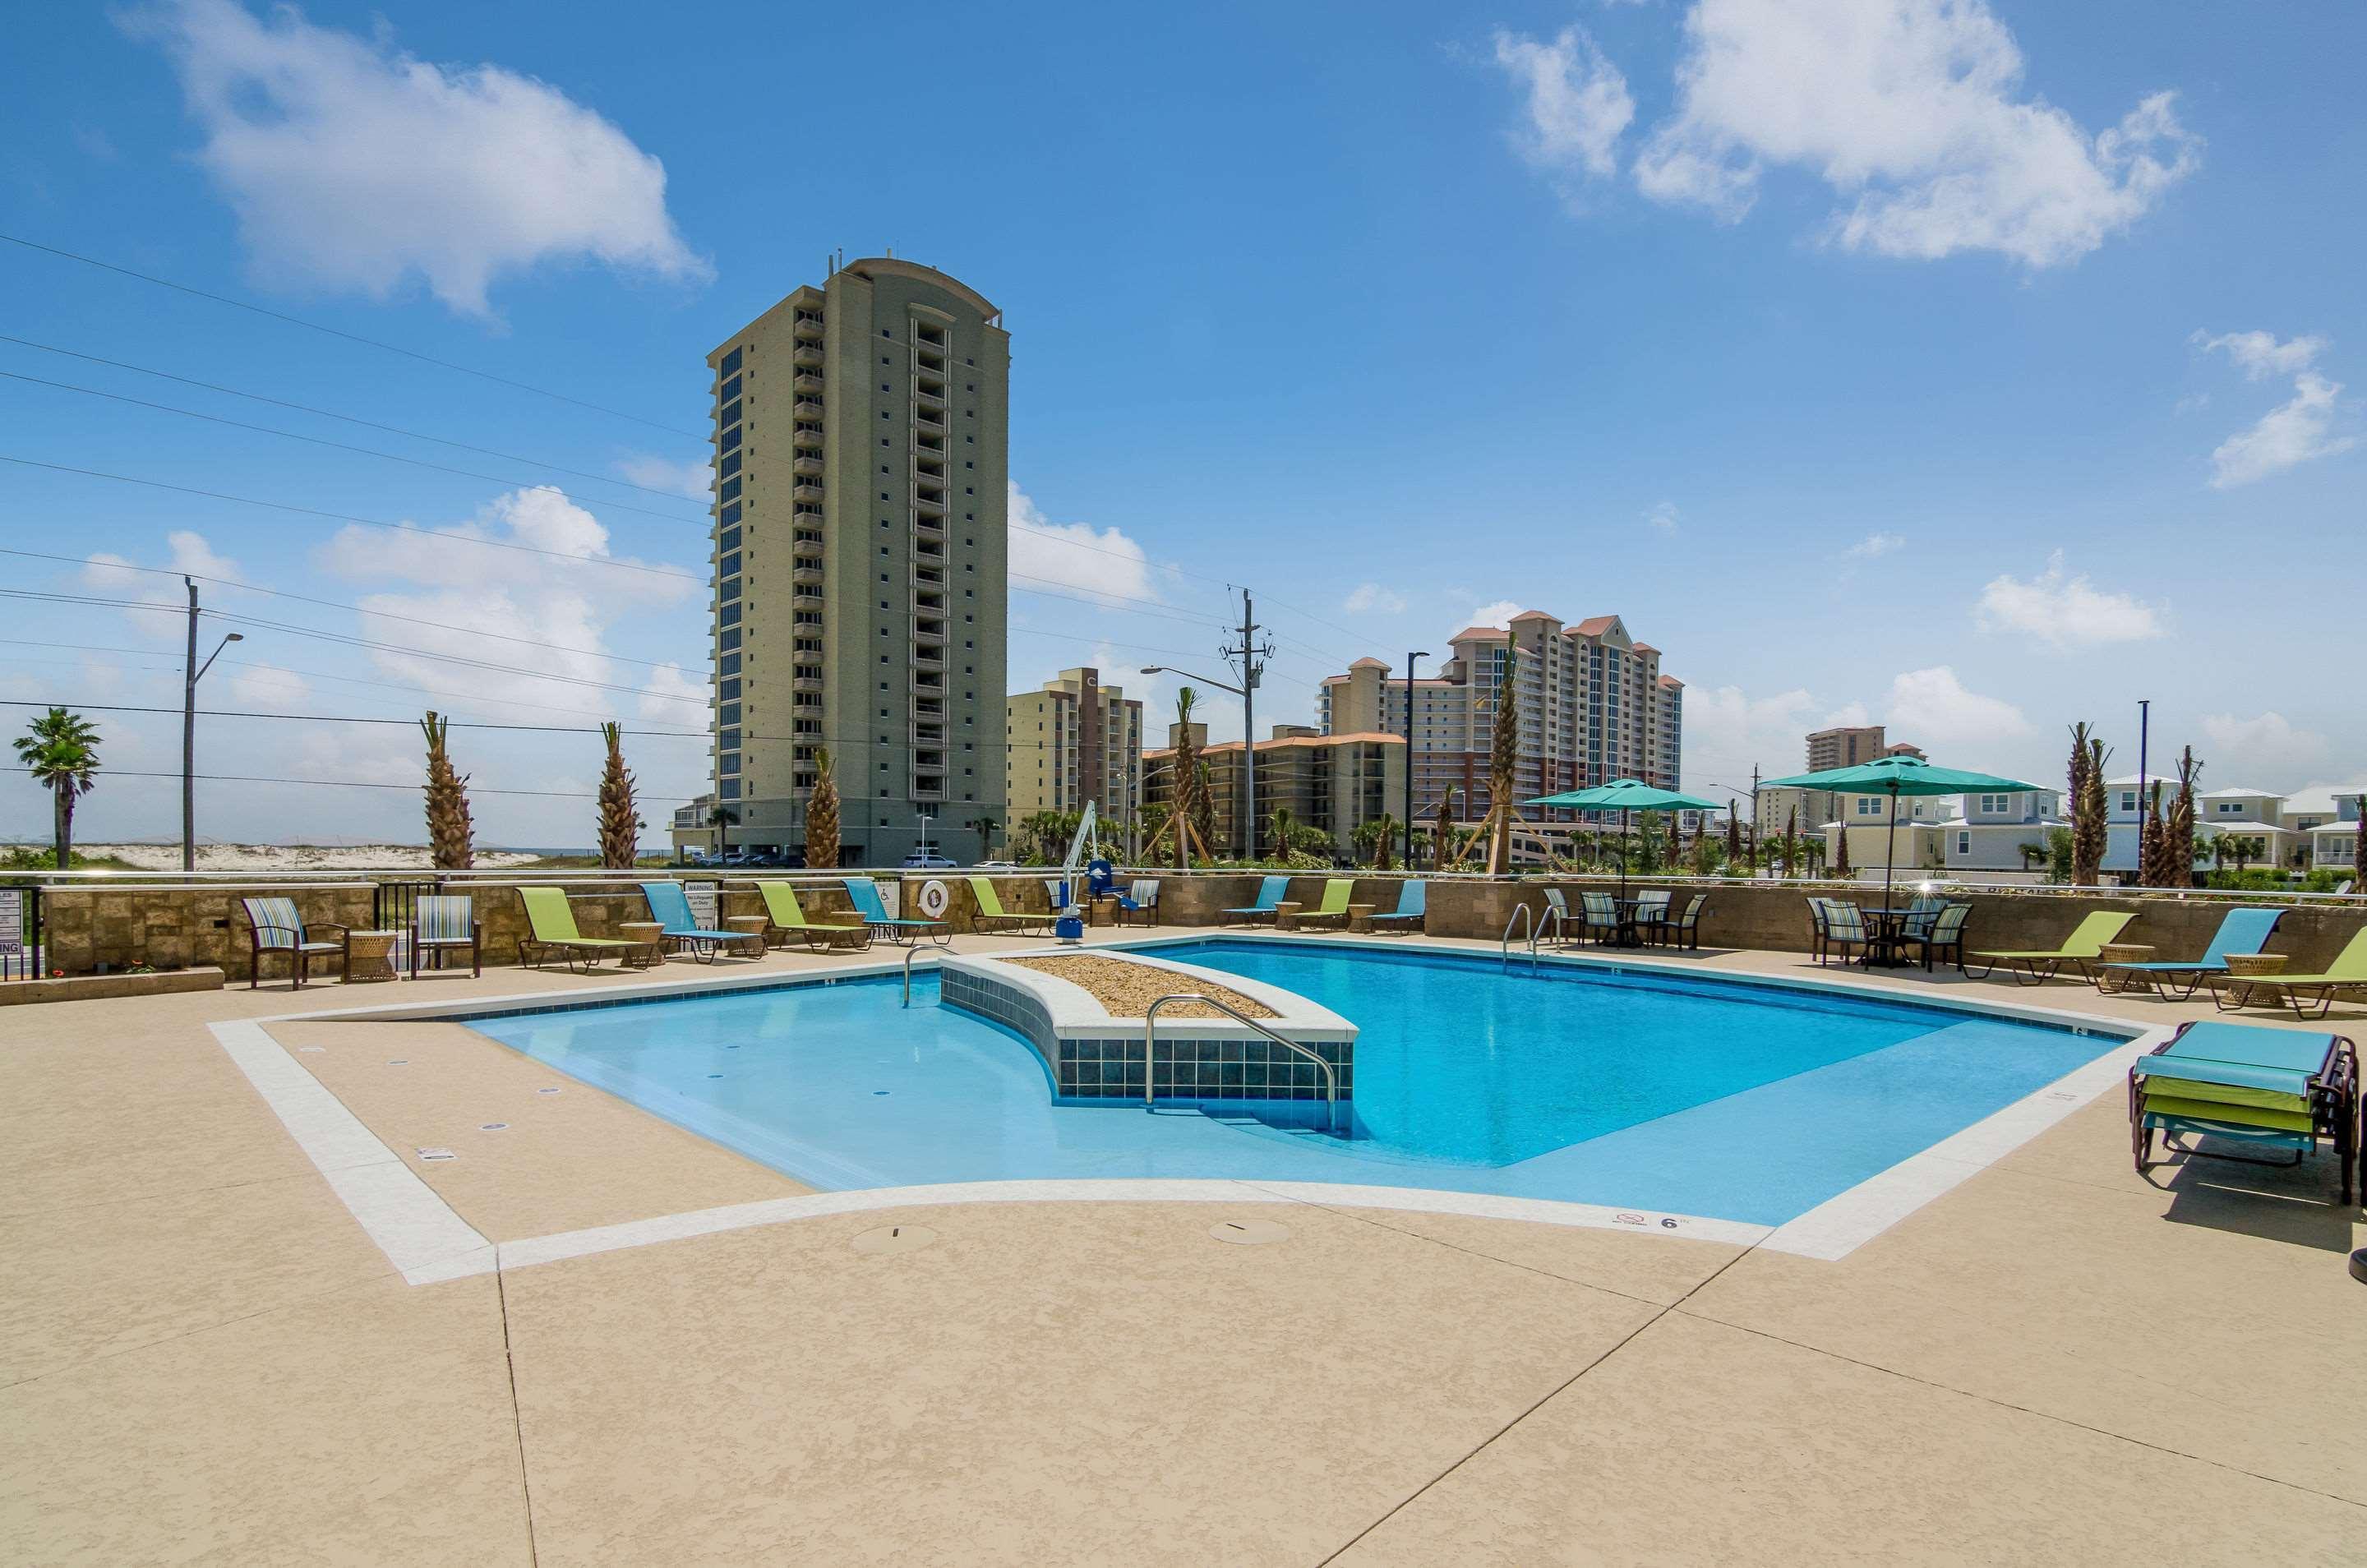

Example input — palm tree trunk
[54,779,72,870]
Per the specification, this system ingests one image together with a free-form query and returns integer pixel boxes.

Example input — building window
[720,451,741,479]
[720,750,740,773]
[719,777,741,800]
[721,627,741,652]
[719,576,741,602]
[720,348,741,376]
[720,602,741,626]
[718,400,742,427]
[1957,832,1971,855]
[720,502,741,526]
[719,526,741,553]
[719,374,741,402]
[721,477,741,502]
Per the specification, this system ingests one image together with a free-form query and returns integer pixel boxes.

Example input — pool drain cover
[1209,1219,1290,1246]
[851,1224,938,1255]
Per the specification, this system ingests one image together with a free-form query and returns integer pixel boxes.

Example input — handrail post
[1145,992,1342,1137]
[902,943,922,1007]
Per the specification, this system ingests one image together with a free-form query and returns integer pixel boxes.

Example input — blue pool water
[464,941,2119,1226]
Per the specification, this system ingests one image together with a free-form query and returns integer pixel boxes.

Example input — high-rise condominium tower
[703,257,1008,864]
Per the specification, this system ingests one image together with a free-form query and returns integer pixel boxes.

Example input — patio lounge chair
[1113,879,1160,927]
[1288,879,1355,929]
[239,896,348,989]
[639,881,766,963]
[842,877,950,947]
[754,880,872,952]
[1221,875,1290,926]
[2099,906,2282,1000]
[1892,902,1971,973]
[516,886,652,973]
[1967,910,2135,985]
[1366,879,1426,934]
[408,893,480,978]
[1661,892,1709,951]
[2129,1020,2356,1204]
[968,876,1053,936]
[2211,926,2367,1021]
[1817,899,1871,966]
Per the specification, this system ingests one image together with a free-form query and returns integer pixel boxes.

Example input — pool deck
[4,927,2362,1563]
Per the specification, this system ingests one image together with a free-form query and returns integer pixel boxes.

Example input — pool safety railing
[1143,992,1343,1137]
[1502,901,1565,971]
[902,943,927,1007]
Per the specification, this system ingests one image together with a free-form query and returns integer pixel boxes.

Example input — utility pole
[1749,763,1760,879]
[181,578,244,874]
[1220,590,1271,860]
[2136,698,2150,884]
[1403,651,1429,869]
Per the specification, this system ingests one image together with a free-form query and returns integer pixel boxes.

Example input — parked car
[901,851,959,869]
[974,860,1022,870]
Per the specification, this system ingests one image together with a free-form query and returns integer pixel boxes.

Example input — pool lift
[1051,802,1114,944]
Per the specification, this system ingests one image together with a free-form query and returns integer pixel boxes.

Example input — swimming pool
[464,939,2127,1227]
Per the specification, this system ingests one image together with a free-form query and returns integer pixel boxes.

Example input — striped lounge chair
[408,894,480,978]
[239,896,348,989]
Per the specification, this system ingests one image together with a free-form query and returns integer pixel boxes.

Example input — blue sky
[3,0,2361,848]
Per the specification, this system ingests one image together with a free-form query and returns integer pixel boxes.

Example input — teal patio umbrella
[1528,778,1724,901]
[1760,755,2040,912]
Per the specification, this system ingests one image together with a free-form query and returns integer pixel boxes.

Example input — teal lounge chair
[639,881,766,963]
[1366,880,1426,934]
[1221,875,1290,925]
[2129,1020,2356,1203]
[842,877,950,947]
[2099,906,2282,1000]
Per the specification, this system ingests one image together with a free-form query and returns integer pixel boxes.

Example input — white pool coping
[941,948,1357,1041]
[215,930,2180,1281]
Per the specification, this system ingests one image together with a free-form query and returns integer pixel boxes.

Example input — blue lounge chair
[2100,906,2282,1000]
[1366,879,1426,934]
[1221,875,1290,926]
[639,881,766,964]
[842,877,950,947]
[2129,1020,2356,1203]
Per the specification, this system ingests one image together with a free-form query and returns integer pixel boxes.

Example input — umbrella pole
[1621,808,1630,902]
[1882,784,1899,914]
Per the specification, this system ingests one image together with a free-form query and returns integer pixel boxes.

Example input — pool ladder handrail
[1142,992,1344,1137]
[1502,901,1566,971]
[902,943,927,1007]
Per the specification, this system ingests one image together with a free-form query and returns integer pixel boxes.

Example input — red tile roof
[1450,625,1511,642]
[1567,616,1617,636]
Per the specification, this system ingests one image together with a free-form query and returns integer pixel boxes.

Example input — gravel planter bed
[1004,954,1278,1021]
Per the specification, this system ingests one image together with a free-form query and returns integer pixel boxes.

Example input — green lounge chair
[516,886,653,973]
[754,881,871,952]
[1288,878,1356,929]
[2100,906,2282,1000]
[842,877,949,947]
[968,876,1052,936]
[1968,909,2135,985]
[239,895,349,989]
[638,881,766,964]
[1366,879,1426,934]
[2129,1020,2356,1203]
[1221,875,1290,925]
[2211,925,2367,1021]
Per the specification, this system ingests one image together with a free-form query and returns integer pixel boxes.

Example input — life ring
[917,879,951,918]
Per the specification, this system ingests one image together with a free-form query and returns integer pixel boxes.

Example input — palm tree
[805,747,841,869]
[1367,813,1399,871]
[1484,663,1520,874]
[1833,819,1852,879]
[13,707,101,869]
[710,804,738,863]
[2067,722,2108,888]
[1782,805,1799,880]
[2166,746,2200,889]
[2139,781,2168,888]
[967,814,999,858]
[420,711,473,870]
[1724,802,1742,869]
[1431,786,1457,872]
[597,722,639,869]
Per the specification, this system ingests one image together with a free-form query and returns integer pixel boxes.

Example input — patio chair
[1818,899,1871,966]
[969,876,1053,936]
[1900,893,1947,940]
[1892,902,1972,973]
[2129,1020,2356,1204]
[1113,879,1161,927]
[754,880,872,952]
[2098,906,2282,1001]
[1632,889,1672,946]
[2211,926,2367,1022]
[1661,892,1709,952]
[515,886,652,973]
[1220,875,1290,926]
[1366,879,1426,934]
[239,896,348,989]
[408,893,480,978]
[1578,891,1627,946]
[1540,888,1578,946]
[842,876,950,948]
[1288,878,1355,929]
[1967,910,2136,985]
[1805,897,1831,963]
[639,881,766,963]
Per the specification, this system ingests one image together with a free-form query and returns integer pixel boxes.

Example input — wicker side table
[727,914,773,950]
[2221,951,2290,1008]
[1271,901,1305,932]
[2097,943,2153,994]
[619,920,667,966]
[344,929,399,983]
[1346,904,1378,934]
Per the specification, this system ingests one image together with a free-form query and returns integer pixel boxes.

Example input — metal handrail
[1143,993,1342,1137]
[1530,901,1567,963]
[1502,903,1534,970]
[902,943,927,1007]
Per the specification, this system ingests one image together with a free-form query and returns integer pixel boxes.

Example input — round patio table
[619,920,667,966]
[1862,907,1924,967]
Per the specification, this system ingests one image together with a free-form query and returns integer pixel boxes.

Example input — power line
[0,369,708,525]
[0,231,702,438]
[2,764,703,802]
[0,334,708,507]
[0,456,703,583]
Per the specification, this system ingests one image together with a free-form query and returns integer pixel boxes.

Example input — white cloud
[1682,683,1820,778]
[2208,371,2355,488]
[120,0,709,318]
[1973,551,2165,648]
[1645,500,1680,533]
[638,662,708,724]
[1343,583,1408,615]
[1463,600,1524,633]
[2196,330,2326,381]
[614,453,711,500]
[1491,25,1635,186]
[1843,531,1904,560]
[1884,666,2030,748]
[81,530,251,640]
[224,662,311,708]
[1007,482,1156,606]
[2200,711,2329,779]
[1631,0,2199,267]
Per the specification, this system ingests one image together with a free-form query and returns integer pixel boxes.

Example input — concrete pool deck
[3,926,2362,1562]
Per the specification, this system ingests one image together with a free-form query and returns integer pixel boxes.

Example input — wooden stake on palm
[420,711,474,871]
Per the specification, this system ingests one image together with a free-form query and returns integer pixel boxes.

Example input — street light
[182,627,243,872]
[1142,665,1253,858]
[1403,652,1428,869]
